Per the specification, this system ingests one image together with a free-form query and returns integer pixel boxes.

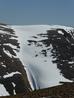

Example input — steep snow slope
[12,25,74,90]
[0,24,74,96]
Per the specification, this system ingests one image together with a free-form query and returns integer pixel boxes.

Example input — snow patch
[0,84,9,96]
[3,72,21,78]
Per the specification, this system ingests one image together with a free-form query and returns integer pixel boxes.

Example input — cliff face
[0,23,31,96]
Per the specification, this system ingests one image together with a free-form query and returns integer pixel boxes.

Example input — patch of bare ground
[0,82,74,98]
[0,24,31,95]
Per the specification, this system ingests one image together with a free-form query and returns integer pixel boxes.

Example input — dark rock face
[27,28,74,81]
[0,24,30,95]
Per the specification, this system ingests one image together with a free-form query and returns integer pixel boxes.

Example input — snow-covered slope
[12,25,74,89]
[0,24,74,96]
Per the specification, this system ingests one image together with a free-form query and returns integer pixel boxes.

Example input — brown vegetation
[0,82,74,98]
